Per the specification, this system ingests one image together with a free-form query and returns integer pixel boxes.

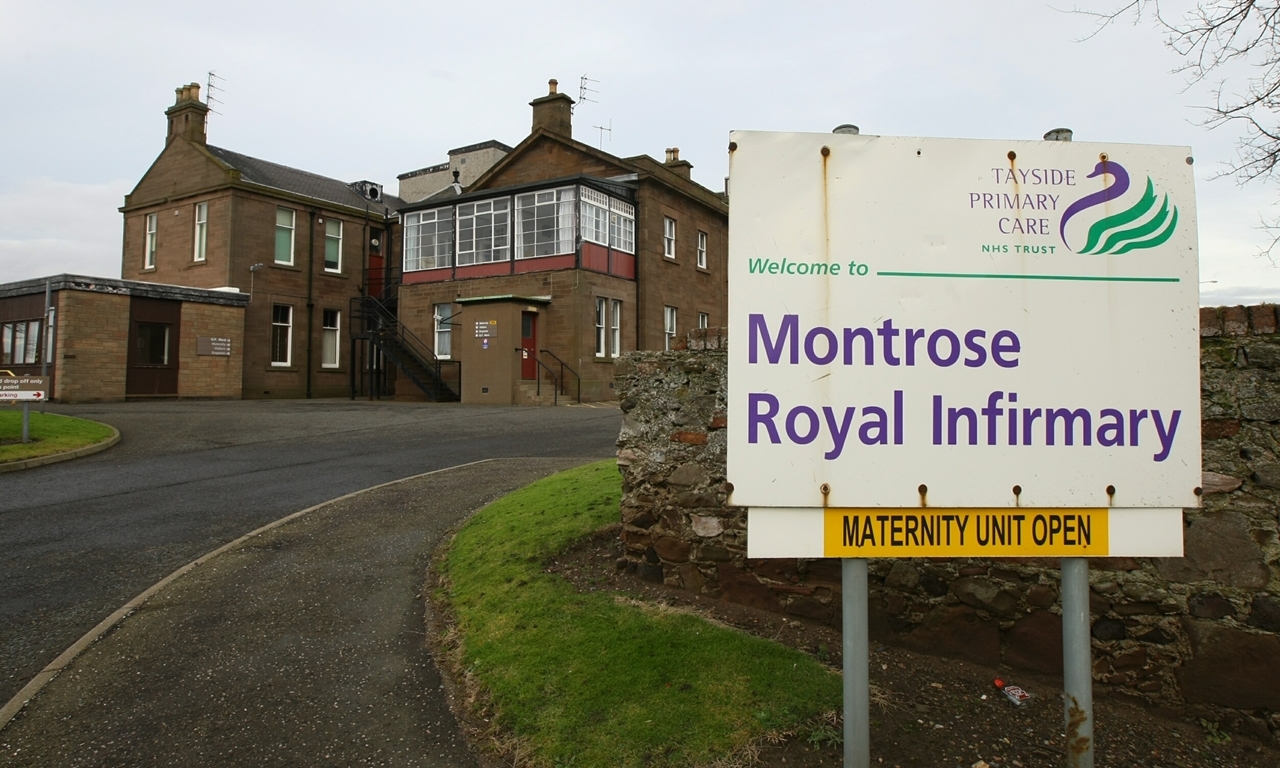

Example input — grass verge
[0,409,115,464]
[436,460,842,767]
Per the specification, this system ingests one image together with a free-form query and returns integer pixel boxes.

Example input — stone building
[393,80,729,404]
[118,83,404,399]
[0,275,246,402]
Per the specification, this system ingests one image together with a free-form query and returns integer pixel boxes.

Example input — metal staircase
[354,294,460,402]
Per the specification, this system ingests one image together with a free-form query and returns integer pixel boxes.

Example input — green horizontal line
[877,271,1180,283]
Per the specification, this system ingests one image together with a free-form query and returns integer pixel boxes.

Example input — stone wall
[615,315,1280,740]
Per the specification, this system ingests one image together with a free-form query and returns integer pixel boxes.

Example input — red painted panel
[403,268,452,284]
[456,261,514,279]
[580,242,609,273]
[611,252,636,279]
[514,254,576,273]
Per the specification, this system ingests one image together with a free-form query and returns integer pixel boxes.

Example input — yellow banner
[822,509,1109,557]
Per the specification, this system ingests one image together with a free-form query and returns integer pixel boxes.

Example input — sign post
[2,376,48,444]
[727,131,1200,766]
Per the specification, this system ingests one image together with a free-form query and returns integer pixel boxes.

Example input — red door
[520,312,537,380]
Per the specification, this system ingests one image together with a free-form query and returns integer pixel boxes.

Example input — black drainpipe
[307,208,317,398]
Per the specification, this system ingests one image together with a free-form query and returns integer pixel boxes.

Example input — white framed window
[609,199,635,254]
[698,312,709,329]
[144,213,157,269]
[271,304,292,366]
[457,198,510,264]
[275,208,295,265]
[321,309,340,368]
[664,306,677,351]
[580,187,610,246]
[324,219,342,272]
[595,298,607,358]
[193,202,208,262]
[697,231,707,269]
[663,217,677,259]
[610,299,622,358]
[404,209,453,271]
[516,186,576,258]
[434,303,454,358]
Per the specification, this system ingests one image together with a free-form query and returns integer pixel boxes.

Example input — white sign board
[727,132,1200,556]
[0,376,47,402]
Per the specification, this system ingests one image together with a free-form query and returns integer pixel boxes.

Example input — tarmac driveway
[0,400,621,709]
[0,457,587,767]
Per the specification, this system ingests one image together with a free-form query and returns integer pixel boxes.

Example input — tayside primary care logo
[1059,159,1179,255]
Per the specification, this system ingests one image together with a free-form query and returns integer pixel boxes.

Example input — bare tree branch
[1086,1,1280,260]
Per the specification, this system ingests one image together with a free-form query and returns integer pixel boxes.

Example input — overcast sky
[2,0,1277,305]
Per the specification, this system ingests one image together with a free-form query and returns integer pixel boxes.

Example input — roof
[467,129,728,217]
[399,173,637,214]
[449,139,514,156]
[204,145,406,213]
[0,274,250,307]
[397,140,515,181]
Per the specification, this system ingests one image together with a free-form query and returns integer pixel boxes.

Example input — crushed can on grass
[993,678,1033,706]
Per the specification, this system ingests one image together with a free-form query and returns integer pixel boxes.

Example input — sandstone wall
[615,315,1280,741]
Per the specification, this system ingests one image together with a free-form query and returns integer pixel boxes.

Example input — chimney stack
[165,82,209,146]
[530,78,574,138]
[663,146,693,179]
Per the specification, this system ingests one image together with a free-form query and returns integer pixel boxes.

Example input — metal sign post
[1062,557,1094,766]
[841,558,870,768]
[727,130,1199,767]
[22,402,30,443]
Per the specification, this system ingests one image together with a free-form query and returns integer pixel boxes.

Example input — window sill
[140,266,157,273]
[271,262,301,271]
[322,269,346,278]
[696,266,711,275]
[191,259,208,266]
[267,365,297,371]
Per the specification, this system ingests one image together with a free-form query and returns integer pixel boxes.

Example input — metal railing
[539,349,580,404]
[357,295,460,401]
[516,348,560,406]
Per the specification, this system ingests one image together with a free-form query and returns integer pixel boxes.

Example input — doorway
[126,296,180,396]
[520,311,537,380]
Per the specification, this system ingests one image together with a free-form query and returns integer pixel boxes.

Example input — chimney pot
[833,124,860,135]
[530,79,573,138]
[166,81,209,145]
[1043,127,1073,142]
[549,79,558,94]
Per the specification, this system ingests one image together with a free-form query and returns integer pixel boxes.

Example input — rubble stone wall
[615,315,1280,741]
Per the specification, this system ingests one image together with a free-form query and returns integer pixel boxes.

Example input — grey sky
[2,0,1277,305]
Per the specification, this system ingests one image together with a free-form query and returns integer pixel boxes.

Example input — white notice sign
[727,132,1201,519]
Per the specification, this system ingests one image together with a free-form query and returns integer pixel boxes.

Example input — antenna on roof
[592,119,612,149]
[575,74,599,115]
[205,70,225,116]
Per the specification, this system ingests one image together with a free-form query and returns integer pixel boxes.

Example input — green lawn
[438,460,842,767]
[0,409,115,464]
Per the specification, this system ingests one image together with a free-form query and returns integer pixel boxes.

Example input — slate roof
[205,145,406,213]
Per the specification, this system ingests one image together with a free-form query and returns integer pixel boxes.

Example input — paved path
[0,457,589,767]
[0,401,620,707]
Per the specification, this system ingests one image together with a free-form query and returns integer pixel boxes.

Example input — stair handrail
[515,348,559,406]
[539,349,581,404]
[358,295,461,401]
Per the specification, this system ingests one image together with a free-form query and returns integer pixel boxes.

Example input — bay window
[516,187,576,258]
[404,208,453,271]
[456,198,510,264]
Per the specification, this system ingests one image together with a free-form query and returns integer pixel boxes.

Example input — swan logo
[1059,161,1179,255]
